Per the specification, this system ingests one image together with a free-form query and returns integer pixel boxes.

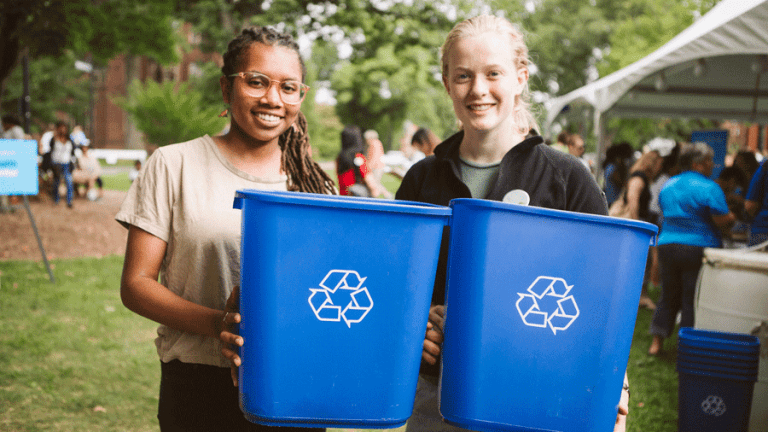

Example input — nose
[260,80,283,105]
[470,76,489,96]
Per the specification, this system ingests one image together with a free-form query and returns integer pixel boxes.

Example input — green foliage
[0,0,178,90]
[522,0,612,95]
[65,0,178,65]
[115,79,228,147]
[187,61,226,109]
[332,43,455,150]
[597,0,719,76]
[308,105,344,160]
[1,51,90,133]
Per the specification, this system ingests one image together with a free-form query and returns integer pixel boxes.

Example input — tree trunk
[0,12,23,102]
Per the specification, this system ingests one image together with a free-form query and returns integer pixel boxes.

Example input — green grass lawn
[0,256,678,432]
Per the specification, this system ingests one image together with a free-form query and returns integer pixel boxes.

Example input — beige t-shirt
[115,135,288,367]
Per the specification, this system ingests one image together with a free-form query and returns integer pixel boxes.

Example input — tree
[0,0,178,95]
[115,79,228,147]
[520,0,612,96]
[1,52,90,132]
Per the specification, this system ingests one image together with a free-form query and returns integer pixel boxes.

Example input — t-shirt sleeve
[706,182,731,216]
[114,150,175,242]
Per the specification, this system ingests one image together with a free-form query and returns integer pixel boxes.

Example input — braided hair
[222,26,335,195]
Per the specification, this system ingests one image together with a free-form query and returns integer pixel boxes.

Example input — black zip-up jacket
[395,130,608,377]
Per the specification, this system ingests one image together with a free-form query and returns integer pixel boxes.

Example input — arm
[120,226,229,339]
[712,212,736,233]
[745,200,760,220]
[624,176,645,220]
[363,172,385,198]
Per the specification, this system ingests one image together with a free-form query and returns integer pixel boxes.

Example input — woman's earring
[218,109,229,118]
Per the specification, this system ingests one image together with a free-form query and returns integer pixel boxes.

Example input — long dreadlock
[222,26,336,195]
[279,111,336,194]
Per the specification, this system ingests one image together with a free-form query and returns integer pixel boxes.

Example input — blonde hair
[441,15,538,135]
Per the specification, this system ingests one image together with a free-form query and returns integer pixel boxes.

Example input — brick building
[90,24,220,150]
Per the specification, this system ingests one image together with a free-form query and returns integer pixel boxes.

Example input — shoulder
[530,141,592,184]
[397,155,438,198]
[151,136,212,161]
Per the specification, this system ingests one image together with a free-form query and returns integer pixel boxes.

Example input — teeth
[469,104,493,111]
[257,113,281,122]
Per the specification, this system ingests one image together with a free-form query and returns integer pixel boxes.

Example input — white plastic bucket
[694,247,768,432]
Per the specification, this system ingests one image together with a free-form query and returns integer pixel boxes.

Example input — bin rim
[235,189,451,217]
[677,354,759,369]
[677,358,758,374]
[678,328,760,350]
[677,347,759,362]
[702,247,768,271]
[448,198,658,237]
[677,365,758,382]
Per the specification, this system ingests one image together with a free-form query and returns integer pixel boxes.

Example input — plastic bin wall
[694,247,768,431]
[440,199,657,432]
[234,190,451,428]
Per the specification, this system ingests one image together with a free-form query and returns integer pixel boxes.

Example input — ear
[442,73,452,95]
[220,76,231,105]
[517,67,529,85]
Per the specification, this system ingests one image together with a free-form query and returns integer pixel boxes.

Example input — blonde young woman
[396,14,628,432]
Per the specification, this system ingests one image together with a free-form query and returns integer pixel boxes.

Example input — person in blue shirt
[745,160,768,247]
[648,142,735,355]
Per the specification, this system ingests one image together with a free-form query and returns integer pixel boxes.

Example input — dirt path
[1,190,129,262]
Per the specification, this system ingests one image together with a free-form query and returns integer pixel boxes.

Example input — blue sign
[0,139,39,195]
[691,130,728,180]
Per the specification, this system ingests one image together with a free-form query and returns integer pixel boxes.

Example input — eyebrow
[244,70,302,81]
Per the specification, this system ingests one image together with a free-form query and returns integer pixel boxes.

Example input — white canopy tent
[544,0,768,174]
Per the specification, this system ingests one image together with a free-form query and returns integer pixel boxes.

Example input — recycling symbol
[701,395,727,417]
[515,276,580,335]
[308,270,374,328]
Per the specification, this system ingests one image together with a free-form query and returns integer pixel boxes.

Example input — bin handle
[233,196,243,210]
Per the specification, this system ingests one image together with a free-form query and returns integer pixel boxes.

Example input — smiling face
[442,32,528,136]
[220,42,304,148]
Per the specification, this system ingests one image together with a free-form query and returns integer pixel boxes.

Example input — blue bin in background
[677,328,759,432]
[439,199,658,432]
[233,190,451,428]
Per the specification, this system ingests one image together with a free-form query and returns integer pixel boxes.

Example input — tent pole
[594,109,605,185]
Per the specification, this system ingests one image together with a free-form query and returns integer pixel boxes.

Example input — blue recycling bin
[439,199,658,432]
[677,328,759,432]
[677,369,756,432]
[233,190,450,428]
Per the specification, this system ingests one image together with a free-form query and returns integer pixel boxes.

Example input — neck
[214,131,284,178]
[459,124,526,164]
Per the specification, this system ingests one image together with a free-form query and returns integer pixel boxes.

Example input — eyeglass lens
[239,72,305,104]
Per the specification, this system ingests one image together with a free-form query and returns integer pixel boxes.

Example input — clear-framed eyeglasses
[228,71,309,105]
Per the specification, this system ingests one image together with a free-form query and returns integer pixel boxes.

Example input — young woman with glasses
[116,26,334,431]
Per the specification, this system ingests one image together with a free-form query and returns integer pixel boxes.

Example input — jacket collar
[433,130,545,168]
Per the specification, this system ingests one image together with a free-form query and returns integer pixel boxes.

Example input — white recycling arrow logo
[701,395,727,417]
[308,270,374,328]
[515,276,580,335]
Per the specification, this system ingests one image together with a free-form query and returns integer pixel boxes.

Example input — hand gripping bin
[233,190,451,428]
[439,199,657,432]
